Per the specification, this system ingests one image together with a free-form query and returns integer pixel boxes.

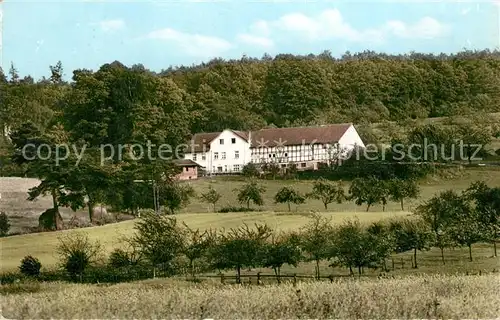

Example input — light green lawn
[0,210,410,272]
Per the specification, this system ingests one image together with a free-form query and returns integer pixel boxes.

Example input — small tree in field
[200,185,222,212]
[56,232,103,281]
[389,218,434,268]
[131,212,186,272]
[388,178,420,211]
[208,223,272,283]
[235,180,266,209]
[162,183,195,214]
[298,214,334,279]
[349,176,389,211]
[415,190,463,264]
[331,219,392,275]
[464,181,500,257]
[182,223,217,279]
[307,178,345,210]
[274,186,306,211]
[262,232,303,283]
[0,212,10,237]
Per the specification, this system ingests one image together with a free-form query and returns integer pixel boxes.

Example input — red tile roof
[250,123,352,148]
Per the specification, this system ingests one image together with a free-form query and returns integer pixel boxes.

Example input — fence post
[220,273,225,284]
[293,273,297,287]
[257,272,261,285]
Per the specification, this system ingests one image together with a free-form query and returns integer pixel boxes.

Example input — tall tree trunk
[247,200,250,209]
[366,203,371,212]
[494,241,497,257]
[358,265,362,275]
[288,202,291,212]
[468,244,473,262]
[237,265,241,284]
[324,202,328,210]
[440,247,445,265]
[413,248,418,269]
[316,259,320,280]
[51,189,63,230]
[349,266,353,275]
[87,201,94,223]
[400,198,404,211]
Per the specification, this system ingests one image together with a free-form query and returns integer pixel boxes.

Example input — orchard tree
[389,218,434,268]
[415,190,465,264]
[200,185,222,212]
[181,223,217,279]
[331,219,392,275]
[388,178,420,210]
[465,181,500,257]
[307,178,345,210]
[161,182,195,215]
[262,232,303,283]
[131,212,186,272]
[208,223,273,283]
[298,214,334,279]
[349,177,390,212]
[235,180,266,209]
[274,186,306,211]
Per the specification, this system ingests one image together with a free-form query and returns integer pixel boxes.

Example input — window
[202,154,206,160]
[214,152,219,160]
[185,167,189,172]
[222,152,226,160]
[235,151,239,159]
[224,165,227,172]
[284,153,288,157]
[301,162,306,168]
[193,153,197,161]
[220,139,224,145]
[234,164,240,171]
[217,166,223,172]
[231,138,236,144]
[281,164,287,168]
[269,154,272,158]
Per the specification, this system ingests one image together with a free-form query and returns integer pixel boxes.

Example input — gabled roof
[172,159,200,167]
[185,129,250,153]
[250,123,352,148]
[186,131,220,153]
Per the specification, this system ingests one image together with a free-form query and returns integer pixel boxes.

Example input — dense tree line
[2,50,500,138]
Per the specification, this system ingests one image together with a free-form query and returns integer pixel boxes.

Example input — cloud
[236,34,274,48]
[245,9,450,44]
[384,17,450,39]
[96,19,125,33]
[147,28,232,57]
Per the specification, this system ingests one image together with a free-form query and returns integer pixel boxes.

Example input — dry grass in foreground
[2,274,499,319]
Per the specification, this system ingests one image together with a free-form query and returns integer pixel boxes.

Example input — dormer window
[231,138,236,144]
[220,139,224,145]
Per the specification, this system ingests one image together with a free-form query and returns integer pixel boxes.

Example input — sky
[1,0,499,80]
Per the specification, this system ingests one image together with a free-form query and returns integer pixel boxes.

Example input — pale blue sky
[1,0,499,80]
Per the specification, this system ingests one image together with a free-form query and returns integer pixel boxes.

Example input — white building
[183,123,365,174]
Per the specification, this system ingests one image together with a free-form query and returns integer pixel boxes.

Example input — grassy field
[2,274,499,318]
[2,167,500,233]
[0,210,409,272]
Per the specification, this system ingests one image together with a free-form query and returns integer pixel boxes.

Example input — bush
[217,206,261,213]
[56,232,103,281]
[108,249,133,268]
[0,212,10,236]
[19,255,42,277]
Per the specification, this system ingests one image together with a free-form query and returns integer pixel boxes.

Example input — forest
[1,49,500,139]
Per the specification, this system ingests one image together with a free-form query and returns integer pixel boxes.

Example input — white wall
[338,125,366,149]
